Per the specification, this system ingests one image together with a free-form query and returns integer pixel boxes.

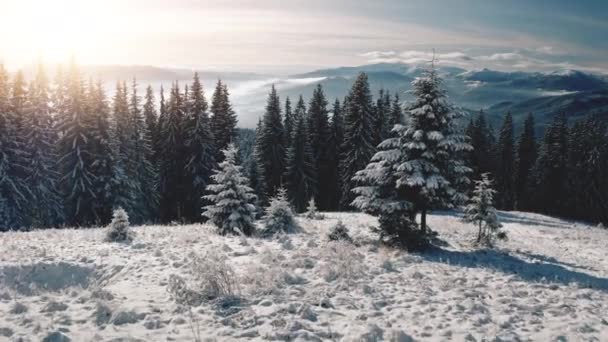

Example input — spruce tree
[495,112,515,210]
[566,117,608,223]
[0,64,32,230]
[256,85,286,199]
[388,93,403,130]
[389,62,471,233]
[326,99,343,210]
[57,61,97,226]
[468,110,496,180]
[23,63,64,227]
[294,95,307,124]
[88,79,115,224]
[159,82,187,222]
[110,81,138,218]
[307,84,332,209]
[463,173,503,245]
[284,112,317,212]
[284,96,294,146]
[210,80,237,161]
[515,113,536,210]
[129,79,158,223]
[143,85,159,161]
[203,144,257,236]
[340,72,376,209]
[183,73,216,222]
[531,112,569,215]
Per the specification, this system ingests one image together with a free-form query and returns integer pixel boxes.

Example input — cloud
[359,48,608,74]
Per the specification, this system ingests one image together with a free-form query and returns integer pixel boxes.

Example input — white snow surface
[1,211,607,341]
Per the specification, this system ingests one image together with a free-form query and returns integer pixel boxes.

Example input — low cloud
[359,48,607,74]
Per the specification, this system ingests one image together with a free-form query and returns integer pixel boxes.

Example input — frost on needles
[202,143,257,236]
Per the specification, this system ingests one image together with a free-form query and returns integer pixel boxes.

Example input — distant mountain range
[23,62,607,131]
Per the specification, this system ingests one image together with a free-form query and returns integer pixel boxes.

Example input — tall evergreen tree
[467,110,496,180]
[385,62,471,233]
[284,96,294,146]
[110,81,138,218]
[57,61,97,226]
[143,85,158,161]
[158,82,187,222]
[340,72,376,209]
[255,85,286,199]
[210,80,237,161]
[0,65,31,230]
[129,79,158,222]
[294,95,307,123]
[23,63,64,227]
[566,117,608,223]
[327,99,343,210]
[87,79,114,224]
[284,112,317,212]
[307,84,332,209]
[515,113,536,210]
[374,89,392,143]
[531,112,569,215]
[183,73,216,222]
[495,112,516,209]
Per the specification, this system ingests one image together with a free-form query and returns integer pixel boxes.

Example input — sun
[3,0,118,65]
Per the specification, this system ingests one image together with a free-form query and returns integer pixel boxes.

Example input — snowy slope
[0,211,607,341]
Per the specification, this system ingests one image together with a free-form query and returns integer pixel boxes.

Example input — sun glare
[3,0,118,65]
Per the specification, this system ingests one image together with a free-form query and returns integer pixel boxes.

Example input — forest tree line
[0,61,606,231]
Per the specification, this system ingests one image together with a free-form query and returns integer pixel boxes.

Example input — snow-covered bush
[260,188,298,236]
[202,144,257,236]
[167,251,239,306]
[105,208,134,242]
[328,221,352,243]
[305,198,323,220]
[463,173,505,246]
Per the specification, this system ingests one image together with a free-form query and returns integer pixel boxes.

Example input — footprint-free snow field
[1,211,607,341]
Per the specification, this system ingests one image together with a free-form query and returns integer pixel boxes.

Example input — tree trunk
[477,220,482,243]
[420,208,427,233]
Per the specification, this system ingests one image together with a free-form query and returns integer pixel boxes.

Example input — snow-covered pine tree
[105,207,134,242]
[305,197,322,219]
[23,63,64,227]
[57,61,98,226]
[340,72,376,209]
[283,96,294,147]
[284,112,317,212]
[0,64,32,230]
[143,85,159,163]
[463,173,503,245]
[351,131,420,249]
[250,118,267,204]
[261,187,298,236]
[183,72,216,222]
[110,81,138,219]
[87,79,115,224]
[307,84,332,209]
[515,113,536,210]
[395,61,472,233]
[129,78,159,223]
[159,82,187,222]
[495,112,515,210]
[210,80,237,162]
[326,99,343,210]
[203,143,257,236]
[256,85,286,198]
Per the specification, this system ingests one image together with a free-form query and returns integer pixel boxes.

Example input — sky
[1,0,607,74]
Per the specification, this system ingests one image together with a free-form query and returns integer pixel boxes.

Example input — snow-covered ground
[1,211,607,341]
